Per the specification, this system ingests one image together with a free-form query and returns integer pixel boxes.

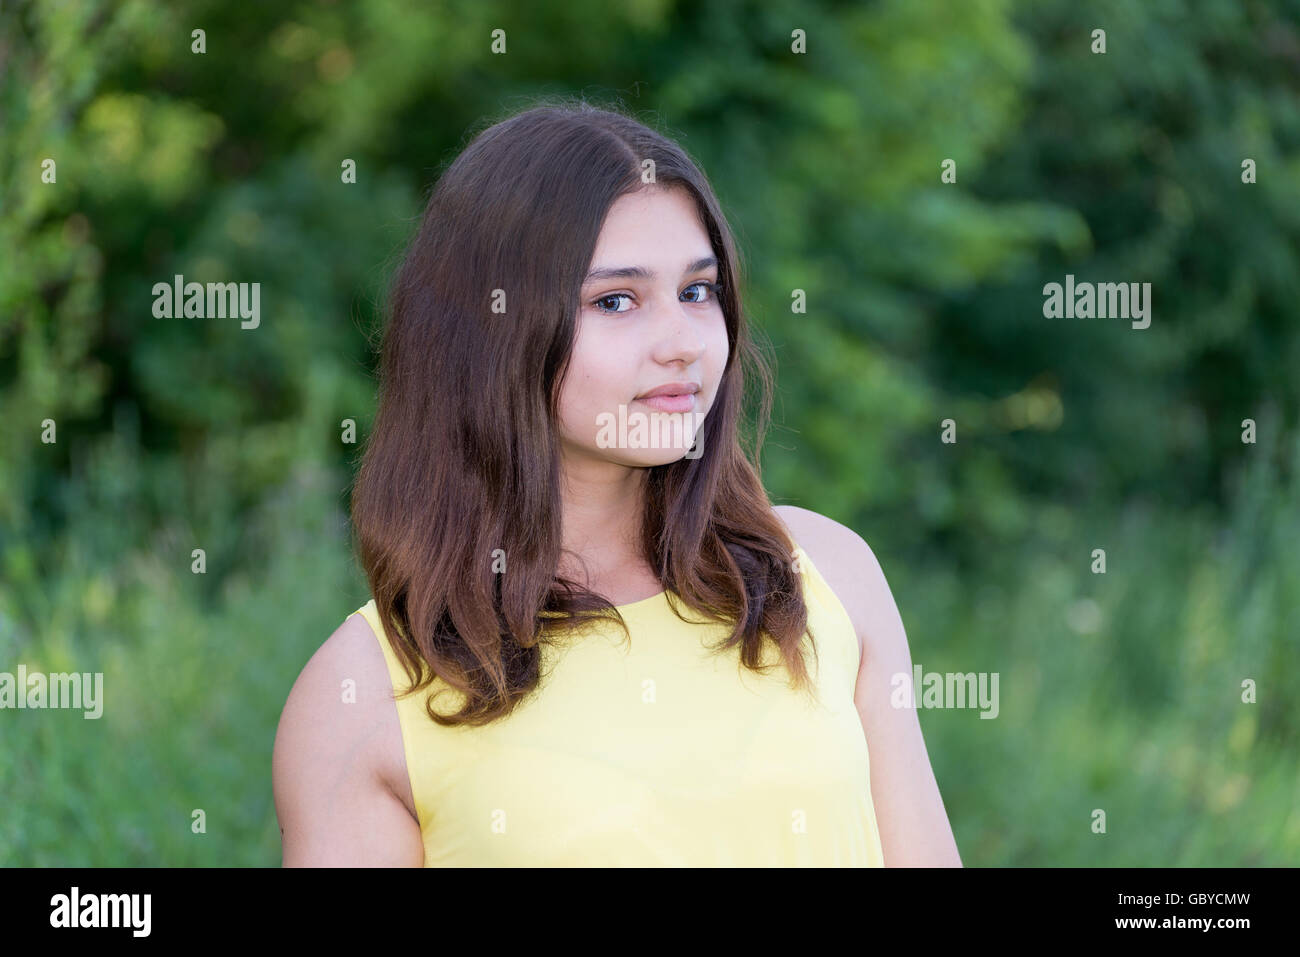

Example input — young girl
[273,100,960,867]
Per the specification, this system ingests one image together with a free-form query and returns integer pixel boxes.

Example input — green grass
[893,434,1300,866]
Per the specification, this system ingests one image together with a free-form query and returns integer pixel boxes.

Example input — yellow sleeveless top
[347,545,885,866]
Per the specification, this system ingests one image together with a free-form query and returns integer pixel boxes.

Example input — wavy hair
[350,97,818,727]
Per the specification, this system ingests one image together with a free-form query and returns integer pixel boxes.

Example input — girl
[273,99,960,867]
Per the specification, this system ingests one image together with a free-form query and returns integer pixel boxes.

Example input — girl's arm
[272,614,425,867]
[775,505,963,867]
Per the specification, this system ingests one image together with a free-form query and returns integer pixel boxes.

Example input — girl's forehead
[589,193,714,264]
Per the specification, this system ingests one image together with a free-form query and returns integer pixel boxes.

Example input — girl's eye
[590,281,722,315]
[592,293,633,314]
[682,280,721,304]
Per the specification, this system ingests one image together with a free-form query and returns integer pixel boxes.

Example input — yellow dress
[347,544,885,866]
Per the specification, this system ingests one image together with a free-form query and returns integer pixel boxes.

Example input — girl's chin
[564,445,702,468]
[620,448,700,467]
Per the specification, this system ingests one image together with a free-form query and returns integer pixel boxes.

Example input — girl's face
[556,186,730,469]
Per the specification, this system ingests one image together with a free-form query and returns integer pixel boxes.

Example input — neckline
[612,589,668,612]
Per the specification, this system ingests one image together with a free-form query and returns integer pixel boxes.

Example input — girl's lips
[635,393,697,413]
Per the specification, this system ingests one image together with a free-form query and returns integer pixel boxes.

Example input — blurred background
[2,0,1297,866]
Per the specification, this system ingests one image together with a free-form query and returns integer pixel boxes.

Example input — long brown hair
[350,96,818,727]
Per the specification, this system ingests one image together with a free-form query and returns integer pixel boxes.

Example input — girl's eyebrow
[583,255,717,284]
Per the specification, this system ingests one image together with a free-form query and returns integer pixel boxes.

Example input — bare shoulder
[772,504,875,574]
[271,609,422,866]
[771,504,901,660]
